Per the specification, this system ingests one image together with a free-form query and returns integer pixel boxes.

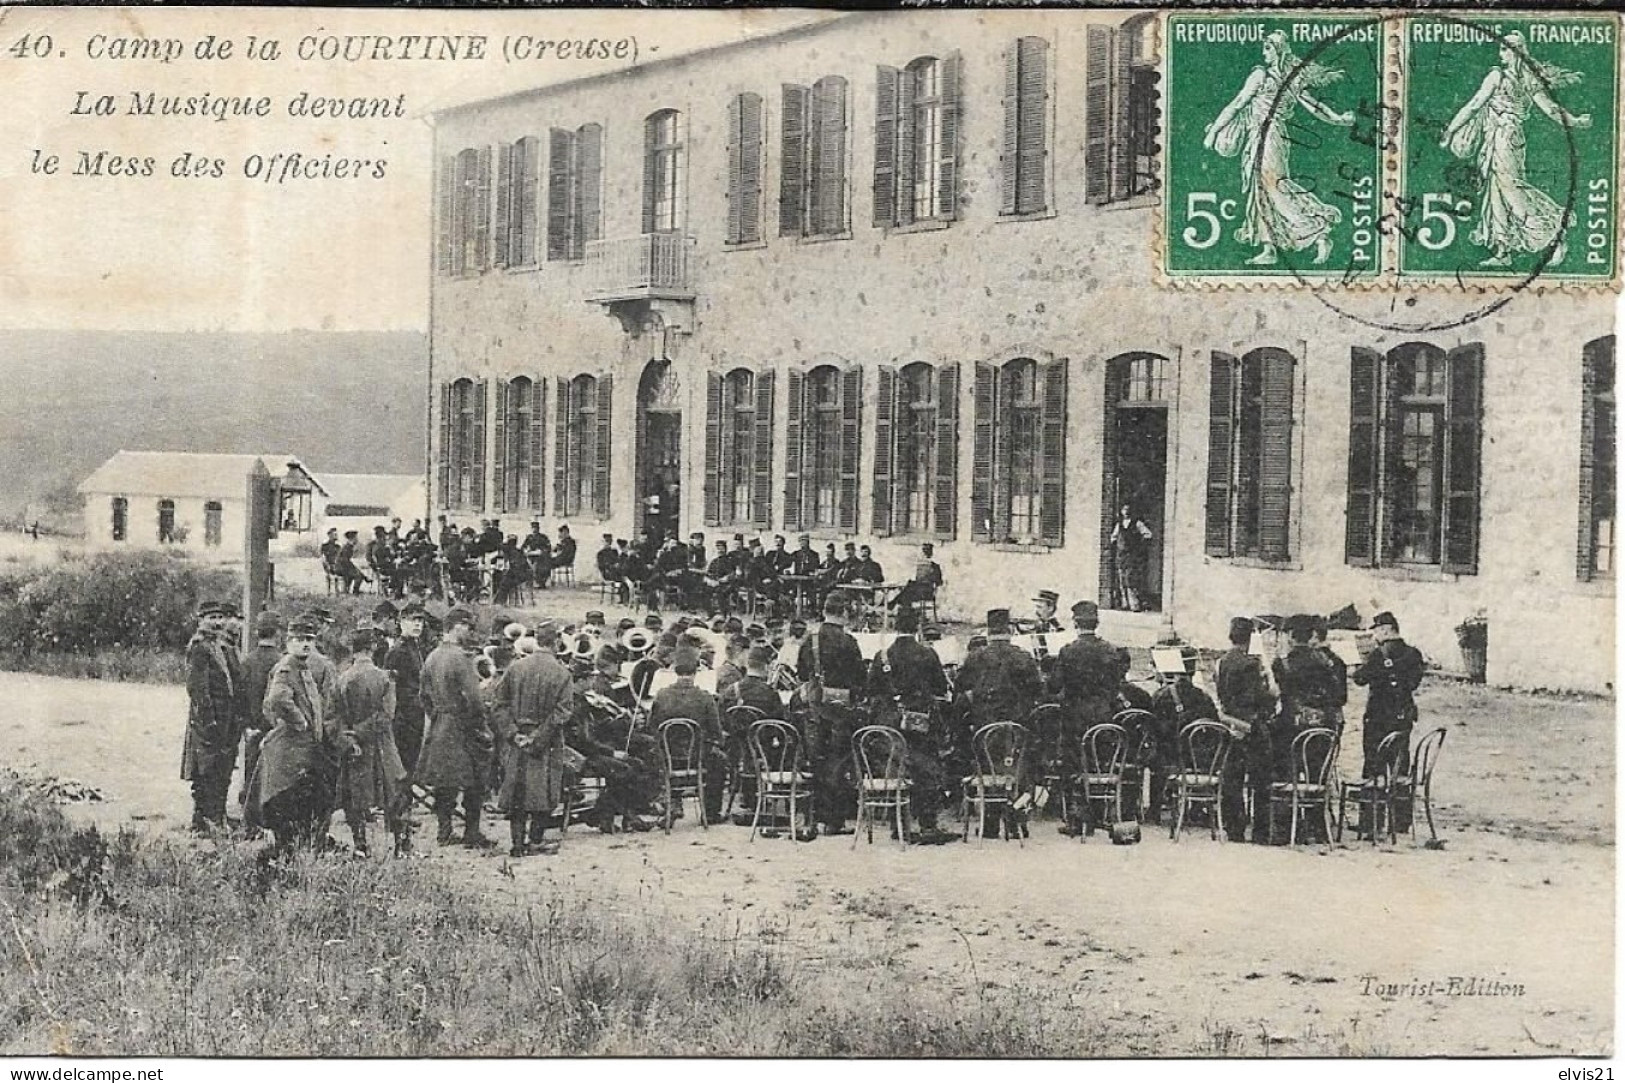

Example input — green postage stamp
[1163,12,1621,286]
[1401,15,1619,282]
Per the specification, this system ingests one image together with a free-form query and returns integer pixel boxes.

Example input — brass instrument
[620,627,656,658]
[570,633,598,660]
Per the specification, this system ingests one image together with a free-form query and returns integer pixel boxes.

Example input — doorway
[1100,354,1171,613]
[637,359,682,541]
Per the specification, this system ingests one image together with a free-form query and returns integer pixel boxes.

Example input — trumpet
[621,627,656,658]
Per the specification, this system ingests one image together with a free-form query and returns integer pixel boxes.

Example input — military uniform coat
[416,642,492,791]
[1051,634,1122,737]
[956,640,1043,730]
[333,659,407,813]
[490,652,574,814]
[245,652,335,825]
[180,632,245,780]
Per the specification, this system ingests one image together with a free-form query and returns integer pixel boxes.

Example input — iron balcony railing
[584,233,694,299]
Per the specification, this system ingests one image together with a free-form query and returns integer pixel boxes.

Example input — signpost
[244,459,275,643]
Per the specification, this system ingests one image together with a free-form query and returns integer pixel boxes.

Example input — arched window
[875,362,959,538]
[727,370,756,521]
[1206,348,1296,560]
[785,365,861,533]
[1086,14,1160,203]
[110,497,127,543]
[644,109,685,234]
[555,373,610,518]
[908,58,944,222]
[972,355,1067,546]
[450,378,478,509]
[203,501,223,548]
[497,375,545,513]
[809,367,842,527]
[705,368,775,529]
[873,55,961,228]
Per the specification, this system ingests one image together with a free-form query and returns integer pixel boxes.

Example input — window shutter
[1039,358,1068,546]
[594,375,613,519]
[1001,42,1020,216]
[971,361,995,542]
[783,369,805,532]
[934,362,960,539]
[839,366,863,533]
[530,378,547,516]
[642,114,659,236]
[739,94,763,245]
[492,379,509,513]
[780,84,809,237]
[437,156,456,276]
[726,96,744,245]
[472,146,492,272]
[1259,351,1295,560]
[554,377,570,514]
[1205,353,1236,557]
[704,372,723,526]
[895,66,918,227]
[1345,347,1382,567]
[451,152,470,276]
[494,142,514,269]
[872,366,897,537]
[872,66,899,229]
[1110,25,1134,201]
[517,136,540,266]
[577,124,603,251]
[1017,37,1048,215]
[812,78,848,235]
[471,378,488,511]
[438,381,453,507]
[753,371,775,530]
[1442,344,1483,575]
[937,52,962,222]
[1084,26,1114,204]
[546,129,572,262]
[1380,350,1412,565]
[1578,339,1613,580]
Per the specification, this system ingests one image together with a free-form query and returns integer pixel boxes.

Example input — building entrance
[637,359,682,541]
[1100,353,1171,613]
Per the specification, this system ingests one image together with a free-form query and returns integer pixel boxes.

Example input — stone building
[427,10,1615,691]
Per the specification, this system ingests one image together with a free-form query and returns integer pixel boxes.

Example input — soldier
[1049,600,1122,834]
[794,594,866,836]
[239,609,284,822]
[249,616,338,854]
[1273,614,1342,737]
[648,647,729,822]
[1351,610,1425,832]
[1216,617,1277,843]
[888,541,944,614]
[333,627,411,857]
[1310,615,1350,737]
[574,644,660,832]
[956,609,1044,733]
[866,606,954,842]
[715,634,750,697]
[385,602,430,775]
[1029,590,1064,634]
[1148,644,1218,826]
[489,622,574,856]
[181,600,247,833]
[417,607,498,849]
[524,522,553,589]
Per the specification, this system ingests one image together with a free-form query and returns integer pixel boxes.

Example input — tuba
[621,627,655,658]
[571,633,598,661]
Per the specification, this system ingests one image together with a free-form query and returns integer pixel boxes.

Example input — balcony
[584,233,696,337]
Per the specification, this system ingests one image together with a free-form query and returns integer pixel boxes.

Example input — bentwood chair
[1168,720,1231,842]
[1403,727,1449,843]
[851,725,911,849]
[1336,730,1407,845]
[963,721,1029,845]
[746,719,812,841]
[722,704,768,818]
[1025,702,1067,820]
[1074,722,1132,839]
[1112,708,1157,821]
[1267,727,1338,845]
[656,718,708,833]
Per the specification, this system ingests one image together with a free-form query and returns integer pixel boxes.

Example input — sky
[0,6,827,333]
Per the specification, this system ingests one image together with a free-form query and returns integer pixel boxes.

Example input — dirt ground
[0,669,1612,1056]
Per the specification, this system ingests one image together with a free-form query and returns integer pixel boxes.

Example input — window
[1346,343,1482,573]
[555,373,612,518]
[1579,335,1616,581]
[726,93,764,245]
[494,376,546,514]
[494,136,541,268]
[972,356,1068,545]
[203,501,223,548]
[1002,36,1050,216]
[279,489,312,533]
[874,362,960,537]
[438,377,487,511]
[547,124,603,261]
[784,365,861,533]
[705,368,775,527]
[157,499,176,544]
[643,110,685,234]
[873,55,961,228]
[110,497,127,542]
[780,76,850,238]
[1086,15,1159,204]
[1206,349,1296,560]
[436,146,492,276]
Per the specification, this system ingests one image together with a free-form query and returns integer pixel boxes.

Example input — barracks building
[427,10,1616,693]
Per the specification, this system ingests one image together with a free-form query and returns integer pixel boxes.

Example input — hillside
[0,329,426,523]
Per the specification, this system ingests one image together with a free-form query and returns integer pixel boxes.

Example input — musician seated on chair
[1049,600,1121,836]
[792,593,868,837]
[888,542,943,612]
[523,523,553,589]
[570,644,660,833]
[1026,589,1064,634]
[647,648,728,822]
[1149,644,1218,827]
[866,605,955,843]
[704,541,737,615]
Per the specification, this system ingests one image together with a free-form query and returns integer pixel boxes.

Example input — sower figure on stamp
[794,594,867,836]
[866,606,953,842]
[181,600,247,834]
[1352,610,1425,835]
[417,606,498,849]
[1216,616,1277,843]
[490,621,574,857]
[333,627,412,858]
